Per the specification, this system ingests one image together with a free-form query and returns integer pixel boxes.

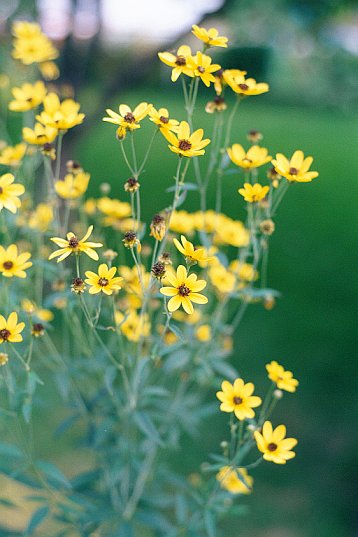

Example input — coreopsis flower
[160,264,208,315]
[247,129,263,144]
[266,361,299,393]
[0,244,32,278]
[214,69,247,96]
[158,252,172,265]
[97,197,132,227]
[85,264,123,296]
[169,210,196,234]
[271,150,318,182]
[208,265,236,294]
[229,260,257,282]
[0,353,8,366]
[31,323,45,338]
[71,277,86,294]
[115,309,151,342]
[122,231,141,251]
[36,93,85,132]
[254,421,297,464]
[161,121,210,157]
[124,177,140,193]
[158,45,194,82]
[227,144,272,169]
[49,225,103,263]
[151,261,166,280]
[21,299,54,322]
[41,143,56,160]
[189,52,221,87]
[0,312,25,344]
[54,172,90,199]
[39,61,60,81]
[238,183,270,203]
[0,173,25,213]
[9,81,46,112]
[216,466,253,495]
[28,203,53,232]
[216,379,262,420]
[149,107,179,133]
[173,235,214,264]
[103,102,152,132]
[205,95,227,113]
[12,22,59,65]
[214,216,249,248]
[22,122,58,145]
[225,72,269,96]
[0,143,26,167]
[191,25,228,48]
[195,324,211,342]
[150,214,166,241]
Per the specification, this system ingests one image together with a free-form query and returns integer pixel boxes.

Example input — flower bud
[150,214,166,242]
[124,177,140,193]
[260,219,275,236]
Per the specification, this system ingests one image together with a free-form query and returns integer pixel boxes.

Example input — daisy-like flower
[55,172,90,199]
[208,265,236,294]
[85,263,123,295]
[214,69,247,96]
[216,466,253,495]
[12,22,59,65]
[9,81,47,112]
[189,52,221,87]
[228,144,272,169]
[36,93,85,132]
[192,25,228,48]
[103,102,152,132]
[173,235,214,264]
[216,378,262,420]
[28,203,53,232]
[0,244,32,278]
[271,150,318,182]
[22,122,58,145]
[161,121,210,157]
[254,421,298,464]
[0,143,26,167]
[0,173,25,213]
[160,264,208,315]
[158,45,195,82]
[238,183,269,203]
[149,107,179,133]
[0,312,25,344]
[266,361,299,393]
[49,225,102,263]
[225,72,269,96]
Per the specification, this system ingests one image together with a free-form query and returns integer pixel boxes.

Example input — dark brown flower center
[175,55,186,66]
[32,323,44,333]
[0,329,11,341]
[289,167,298,175]
[124,112,135,123]
[159,116,169,124]
[178,139,192,151]
[178,284,190,296]
[233,396,243,405]
[267,442,277,452]
[238,83,249,90]
[98,277,109,287]
[198,66,205,73]
[0,187,3,194]
[3,261,13,270]
[68,236,79,248]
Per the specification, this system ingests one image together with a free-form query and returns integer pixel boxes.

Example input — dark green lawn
[73,89,358,537]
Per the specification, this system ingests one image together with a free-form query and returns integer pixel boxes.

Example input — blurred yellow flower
[21,299,54,322]
[216,378,262,420]
[189,52,221,87]
[9,81,46,112]
[227,144,272,169]
[271,150,318,182]
[28,203,53,232]
[85,264,123,296]
[266,361,299,393]
[0,312,25,344]
[158,45,194,82]
[103,102,152,131]
[216,466,253,494]
[214,69,247,96]
[49,225,102,263]
[209,265,236,294]
[254,421,297,464]
[238,183,269,203]
[195,324,211,342]
[0,173,25,213]
[169,210,195,234]
[23,122,58,145]
[39,61,60,81]
[12,21,59,65]
[55,172,90,199]
[229,260,257,282]
[36,93,85,131]
[97,197,132,226]
[162,121,210,157]
[160,264,208,315]
[149,107,179,132]
[0,244,32,278]
[173,235,214,264]
[0,143,26,167]
[192,25,228,48]
[226,72,269,96]
[214,217,249,248]
[115,309,151,342]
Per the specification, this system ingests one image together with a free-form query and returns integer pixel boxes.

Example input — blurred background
[1,0,358,536]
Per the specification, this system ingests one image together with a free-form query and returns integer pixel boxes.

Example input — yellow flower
[115,309,151,342]
[0,143,26,167]
[266,361,299,393]
[214,69,247,96]
[0,312,25,344]
[22,122,58,145]
[254,421,298,464]
[85,264,123,295]
[84,198,97,215]
[160,265,208,315]
[238,183,269,203]
[0,353,8,366]
[12,22,59,65]
[216,466,253,495]
[55,172,90,199]
[149,107,179,132]
[229,260,257,282]
[225,72,269,96]
[36,93,85,131]
[103,102,152,132]
[195,324,211,342]
[162,121,210,158]
[118,265,150,309]
[228,144,272,169]
[21,299,54,322]
[0,173,25,213]
[150,214,166,242]
[192,25,228,48]
[39,61,60,81]
[9,81,46,112]
[169,210,196,234]
[213,216,249,247]
[208,265,236,294]
[271,150,319,182]
[28,203,53,232]
[189,52,221,87]
[216,378,262,420]
[49,225,102,263]
[0,244,32,278]
[158,45,194,82]
[97,197,132,227]
[173,235,214,264]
